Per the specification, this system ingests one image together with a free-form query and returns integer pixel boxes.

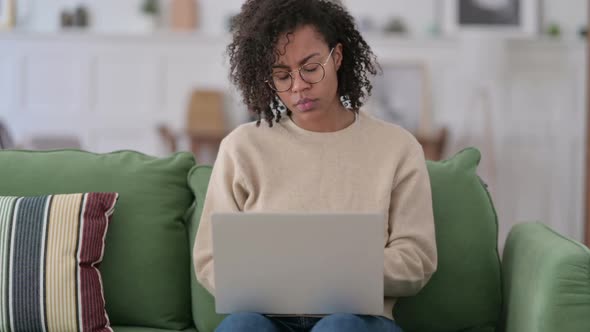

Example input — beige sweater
[193,110,437,320]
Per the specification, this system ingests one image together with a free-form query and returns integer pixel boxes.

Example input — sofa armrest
[501,222,590,332]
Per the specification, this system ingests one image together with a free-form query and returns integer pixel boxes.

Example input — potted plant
[140,0,160,31]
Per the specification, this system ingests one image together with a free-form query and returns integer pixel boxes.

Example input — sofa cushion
[187,166,226,332]
[112,327,197,332]
[0,192,118,332]
[394,148,502,332]
[0,150,196,330]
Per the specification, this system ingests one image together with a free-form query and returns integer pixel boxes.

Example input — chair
[416,127,448,161]
[23,136,81,150]
[159,89,227,162]
[0,120,14,150]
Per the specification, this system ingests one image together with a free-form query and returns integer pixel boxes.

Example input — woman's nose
[291,72,311,93]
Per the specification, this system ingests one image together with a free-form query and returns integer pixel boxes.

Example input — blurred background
[0,0,587,248]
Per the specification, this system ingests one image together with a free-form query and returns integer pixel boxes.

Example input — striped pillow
[0,192,118,332]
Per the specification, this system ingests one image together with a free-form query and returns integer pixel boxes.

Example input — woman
[194,1,437,331]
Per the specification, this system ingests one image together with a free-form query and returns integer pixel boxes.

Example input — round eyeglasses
[266,48,335,93]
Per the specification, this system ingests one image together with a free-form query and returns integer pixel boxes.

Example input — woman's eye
[303,64,319,72]
[274,72,290,80]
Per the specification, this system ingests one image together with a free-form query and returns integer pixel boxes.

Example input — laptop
[211,212,385,315]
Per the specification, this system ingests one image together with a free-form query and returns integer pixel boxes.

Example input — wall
[14,0,588,38]
[3,0,589,245]
[0,33,585,246]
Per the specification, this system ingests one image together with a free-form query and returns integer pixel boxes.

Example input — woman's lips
[296,99,317,112]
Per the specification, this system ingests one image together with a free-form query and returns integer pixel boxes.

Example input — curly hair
[227,0,379,127]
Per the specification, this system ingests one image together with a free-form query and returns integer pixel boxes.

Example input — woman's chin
[292,107,322,121]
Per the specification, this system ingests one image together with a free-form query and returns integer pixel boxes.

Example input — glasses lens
[301,63,325,84]
[271,72,292,92]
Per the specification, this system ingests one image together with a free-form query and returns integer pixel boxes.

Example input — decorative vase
[171,0,198,31]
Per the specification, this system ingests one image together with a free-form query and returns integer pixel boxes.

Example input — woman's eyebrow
[272,52,321,69]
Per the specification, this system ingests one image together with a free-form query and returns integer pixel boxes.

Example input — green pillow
[187,166,226,332]
[0,150,196,330]
[394,148,502,332]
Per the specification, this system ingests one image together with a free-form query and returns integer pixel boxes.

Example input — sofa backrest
[0,149,196,330]
[187,165,225,332]
[394,148,502,332]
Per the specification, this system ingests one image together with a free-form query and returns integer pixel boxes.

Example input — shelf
[0,29,231,44]
[0,29,584,53]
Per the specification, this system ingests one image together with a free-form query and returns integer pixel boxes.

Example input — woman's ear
[334,43,343,71]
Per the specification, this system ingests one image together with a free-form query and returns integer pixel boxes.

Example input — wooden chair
[416,127,448,161]
[0,120,14,150]
[158,89,227,162]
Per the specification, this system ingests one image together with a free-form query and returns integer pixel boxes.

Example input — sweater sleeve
[193,139,249,296]
[384,148,438,297]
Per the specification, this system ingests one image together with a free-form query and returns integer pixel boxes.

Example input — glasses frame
[266,48,335,92]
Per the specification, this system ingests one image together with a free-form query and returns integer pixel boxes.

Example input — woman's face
[272,25,343,122]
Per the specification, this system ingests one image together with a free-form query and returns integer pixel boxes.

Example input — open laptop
[211,212,385,315]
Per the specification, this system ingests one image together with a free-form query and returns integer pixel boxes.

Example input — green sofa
[0,147,588,332]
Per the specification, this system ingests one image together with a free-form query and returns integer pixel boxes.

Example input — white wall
[542,0,588,37]
[17,0,155,33]
[344,0,436,36]
[4,0,589,244]
[16,0,245,34]
[0,32,585,245]
[14,0,588,37]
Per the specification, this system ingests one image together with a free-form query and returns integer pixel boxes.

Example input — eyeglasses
[266,48,335,92]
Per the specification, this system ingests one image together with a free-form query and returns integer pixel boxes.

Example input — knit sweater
[193,110,437,320]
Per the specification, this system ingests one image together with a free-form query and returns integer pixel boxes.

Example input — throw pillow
[0,192,118,332]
